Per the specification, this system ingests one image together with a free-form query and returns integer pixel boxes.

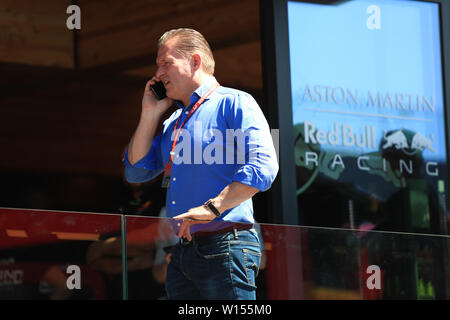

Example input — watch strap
[204,199,221,217]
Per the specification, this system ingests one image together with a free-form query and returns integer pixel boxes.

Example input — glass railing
[259,223,450,300]
[0,208,123,300]
[1,207,449,299]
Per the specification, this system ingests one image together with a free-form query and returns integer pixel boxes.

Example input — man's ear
[192,53,202,71]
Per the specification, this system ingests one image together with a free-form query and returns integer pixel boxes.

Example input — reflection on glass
[123,216,449,300]
[287,0,449,236]
[0,208,122,300]
[125,214,173,300]
[262,223,449,300]
[125,215,270,300]
[1,209,447,300]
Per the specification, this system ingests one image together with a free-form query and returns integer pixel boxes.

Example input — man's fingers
[177,220,185,238]
[173,213,188,220]
[178,219,189,238]
[184,224,192,241]
[173,213,204,222]
[145,79,153,90]
[177,220,192,241]
[144,81,155,98]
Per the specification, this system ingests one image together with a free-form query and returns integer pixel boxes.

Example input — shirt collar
[174,76,218,110]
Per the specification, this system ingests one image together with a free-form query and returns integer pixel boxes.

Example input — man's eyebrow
[156,56,172,65]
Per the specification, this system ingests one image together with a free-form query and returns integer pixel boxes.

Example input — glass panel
[0,208,122,300]
[125,215,450,300]
[287,0,449,235]
[125,215,175,300]
[262,223,450,299]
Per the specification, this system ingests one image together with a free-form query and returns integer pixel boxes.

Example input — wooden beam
[0,0,261,73]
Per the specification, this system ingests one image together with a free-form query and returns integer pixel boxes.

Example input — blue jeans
[165,228,261,300]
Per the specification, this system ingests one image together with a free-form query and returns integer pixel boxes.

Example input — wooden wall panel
[0,75,143,176]
[214,41,262,89]
[77,0,260,68]
[0,0,263,177]
[123,41,262,90]
[0,0,261,72]
[0,0,74,68]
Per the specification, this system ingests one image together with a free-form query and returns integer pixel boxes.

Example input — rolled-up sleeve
[122,134,164,183]
[227,93,279,192]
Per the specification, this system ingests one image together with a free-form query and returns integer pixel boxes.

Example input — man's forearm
[173,182,260,240]
[128,113,160,165]
[212,181,259,215]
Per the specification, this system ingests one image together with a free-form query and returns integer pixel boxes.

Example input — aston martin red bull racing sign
[288,0,447,216]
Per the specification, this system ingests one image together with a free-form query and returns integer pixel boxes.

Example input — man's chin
[165,88,174,99]
[166,94,176,102]
[166,92,180,103]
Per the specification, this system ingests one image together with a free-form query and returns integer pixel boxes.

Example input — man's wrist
[140,109,162,122]
[203,199,222,217]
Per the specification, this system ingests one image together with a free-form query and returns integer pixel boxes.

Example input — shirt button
[172,177,176,181]
[172,201,176,205]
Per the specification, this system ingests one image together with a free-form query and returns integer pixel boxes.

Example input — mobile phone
[150,81,167,100]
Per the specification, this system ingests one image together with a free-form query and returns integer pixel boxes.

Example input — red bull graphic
[411,132,435,153]
[382,130,435,155]
[278,0,449,301]
[382,130,408,150]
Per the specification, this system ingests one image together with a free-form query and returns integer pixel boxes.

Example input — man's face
[156,38,194,103]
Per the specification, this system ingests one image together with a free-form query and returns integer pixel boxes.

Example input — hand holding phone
[141,79,172,119]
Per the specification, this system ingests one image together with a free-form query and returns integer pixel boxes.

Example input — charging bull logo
[382,131,408,150]
[382,130,435,155]
[411,132,435,153]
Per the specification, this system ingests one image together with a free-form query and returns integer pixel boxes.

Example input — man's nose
[156,67,165,79]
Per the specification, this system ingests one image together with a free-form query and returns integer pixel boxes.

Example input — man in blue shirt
[123,28,278,299]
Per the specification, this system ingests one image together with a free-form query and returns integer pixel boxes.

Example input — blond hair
[158,28,215,75]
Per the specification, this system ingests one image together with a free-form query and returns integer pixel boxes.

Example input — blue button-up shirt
[123,76,278,234]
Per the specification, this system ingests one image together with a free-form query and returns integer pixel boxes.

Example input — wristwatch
[203,199,221,217]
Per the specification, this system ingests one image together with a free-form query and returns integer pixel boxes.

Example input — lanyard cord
[168,82,220,162]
